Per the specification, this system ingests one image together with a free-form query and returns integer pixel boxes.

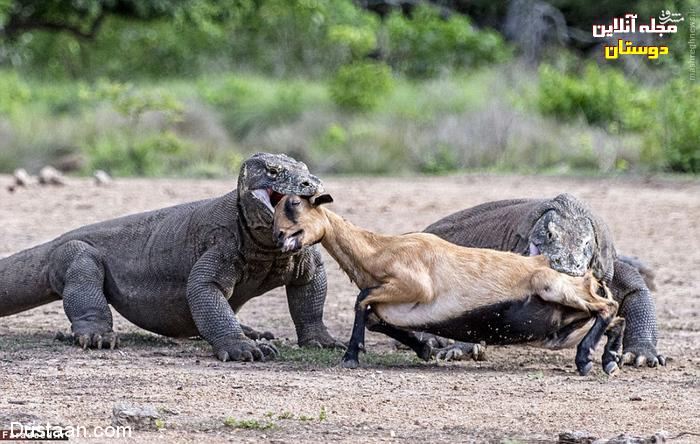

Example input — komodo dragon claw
[73,331,119,350]
[299,328,346,350]
[241,324,275,341]
[432,342,487,362]
[621,348,666,368]
[214,338,278,362]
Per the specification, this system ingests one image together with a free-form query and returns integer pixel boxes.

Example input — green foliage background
[0,0,697,175]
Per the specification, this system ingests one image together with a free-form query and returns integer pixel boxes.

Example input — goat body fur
[274,196,619,351]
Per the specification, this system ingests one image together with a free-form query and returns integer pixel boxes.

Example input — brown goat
[273,194,624,375]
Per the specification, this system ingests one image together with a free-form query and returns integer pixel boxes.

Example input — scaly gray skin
[0,152,343,361]
[424,193,664,368]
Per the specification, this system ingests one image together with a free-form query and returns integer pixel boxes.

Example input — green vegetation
[265,406,328,421]
[538,63,700,173]
[276,343,422,367]
[384,4,509,77]
[0,0,697,176]
[330,62,395,111]
[223,417,276,430]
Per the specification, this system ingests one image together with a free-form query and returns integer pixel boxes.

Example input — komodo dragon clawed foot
[394,332,452,350]
[73,330,119,350]
[298,327,346,350]
[241,324,275,341]
[214,337,278,362]
[621,344,666,368]
[55,329,119,349]
[432,342,487,362]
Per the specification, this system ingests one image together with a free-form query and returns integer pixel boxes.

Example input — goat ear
[310,193,334,206]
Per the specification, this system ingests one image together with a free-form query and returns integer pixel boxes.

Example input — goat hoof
[604,361,619,375]
[577,361,593,376]
[340,358,359,369]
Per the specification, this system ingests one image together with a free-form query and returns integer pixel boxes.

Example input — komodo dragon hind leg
[50,240,118,350]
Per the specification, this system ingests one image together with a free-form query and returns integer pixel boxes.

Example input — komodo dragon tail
[0,243,59,317]
[618,255,657,291]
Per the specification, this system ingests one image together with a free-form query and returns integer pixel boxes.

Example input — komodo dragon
[0,152,343,361]
[423,194,665,368]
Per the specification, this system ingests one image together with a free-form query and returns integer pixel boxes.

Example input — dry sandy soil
[0,174,698,443]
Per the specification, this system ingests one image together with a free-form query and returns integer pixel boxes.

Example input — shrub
[327,24,377,59]
[30,82,92,116]
[537,63,699,173]
[0,71,30,117]
[13,16,229,80]
[231,0,379,76]
[537,63,652,132]
[315,123,348,153]
[199,76,324,138]
[648,80,700,173]
[418,144,461,174]
[84,131,194,176]
[91,81,183,124]
[329,62,394,111]
[384,4,509,77]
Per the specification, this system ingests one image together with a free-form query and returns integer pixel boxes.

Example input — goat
[273,194,624,376]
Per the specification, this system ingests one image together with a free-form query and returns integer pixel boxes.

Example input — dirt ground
[1,174,699,443]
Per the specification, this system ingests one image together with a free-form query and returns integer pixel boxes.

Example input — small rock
[560,430,596,443]
[13,168,36,187]
[94,170,112,186]
[560,431,668,444]
[38,166,65,186]
[604,432,668,443]
[112,403,161,430]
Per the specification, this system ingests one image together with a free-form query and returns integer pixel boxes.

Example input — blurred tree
[0,0,234,40]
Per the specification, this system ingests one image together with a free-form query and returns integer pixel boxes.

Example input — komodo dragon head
[519,194,616,281]
[237,153,323,241]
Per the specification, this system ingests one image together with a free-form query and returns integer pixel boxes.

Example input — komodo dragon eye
[266,165,281,177]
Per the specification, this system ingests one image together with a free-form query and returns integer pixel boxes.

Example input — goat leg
[367,319,434,361]
[601,317,625,375]
[341,287,374,369]
[575,314,614,376]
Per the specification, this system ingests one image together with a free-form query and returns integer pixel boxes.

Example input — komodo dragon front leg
[286,248,345,348]
[610,259,665,367]
[187,248,277,362]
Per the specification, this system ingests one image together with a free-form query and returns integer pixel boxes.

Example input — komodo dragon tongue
[529,242,540,256]
[252,189,276,213]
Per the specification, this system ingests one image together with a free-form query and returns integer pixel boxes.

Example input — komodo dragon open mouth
[252,188,286,213]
